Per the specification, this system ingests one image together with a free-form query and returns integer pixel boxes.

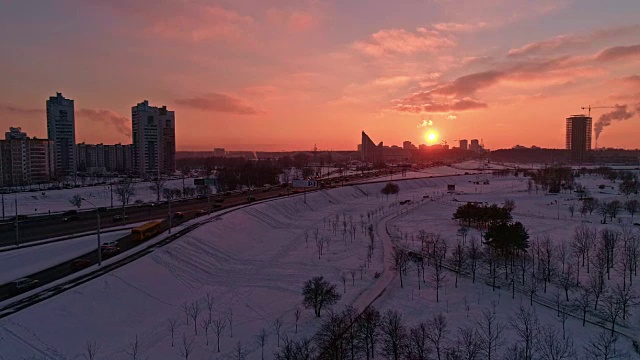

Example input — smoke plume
[594,104,636,140]
[77,108,132,137]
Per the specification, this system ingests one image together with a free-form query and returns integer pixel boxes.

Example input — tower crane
[580,105,618,149]
[581,105,617,118]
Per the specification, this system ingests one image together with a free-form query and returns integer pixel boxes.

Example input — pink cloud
[432,22,487,32]
[509,25,640,57]
[150,5,255,43]
[392,97,488,113]
[595,44,640,62]
[353,28,455,57]
[266,8,318,32]
[175,93,259,115]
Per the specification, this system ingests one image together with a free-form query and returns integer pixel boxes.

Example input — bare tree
[625,199,638,220]
[467,237,483,283]
[149,177,166,203]
[182,301,190,325]
[357,306,381,360]
[613,284,638,323]
[536,325,575,360]
[115,179,136,208]
[380,310,407,360]
[126,335,143,360]
[233,340,248,360]
[584,331,624,360]
[256,328,269,360]
[558,263,575,301]
[294,308,301,334]
[69,194,83,208]
[187,301,201,335]
[205,292,214,321]
[340,274,347,293]
[212,317,227,353]
[574,286,593,326]
[407,322,431,360]
[602,292,624,335]
[392,246,409,288]
[524,275,541,306]
[589,247,607,310]
[453,325,482,360]
[508,305,539,360]
[302,276,341,317]
[477,309,505,360]
[227,308,234,338]
[200,317,211,345]
[426,313,448,360]
[568,203,576,218]
[178,333,195,360]
[83,340,101,360]
[451,241,466,288]
[432,260,447,303]
[274,317,283,347]
[303,230,309,243]
[168,318,178,347]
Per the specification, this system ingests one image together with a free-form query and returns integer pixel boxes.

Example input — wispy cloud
[508,25,640,57]
[0,103,42,114]
[353,27,455,57]
[595,44,640,62]
[77,109,131,137]
[432,22,488,33]
[175,93,259,115]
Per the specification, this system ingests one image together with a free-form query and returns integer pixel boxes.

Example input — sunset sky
[1,0,639,151]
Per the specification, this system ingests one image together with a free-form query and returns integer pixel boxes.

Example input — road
[0,188,291,247]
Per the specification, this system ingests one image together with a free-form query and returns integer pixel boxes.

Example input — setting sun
[426,131,438,143]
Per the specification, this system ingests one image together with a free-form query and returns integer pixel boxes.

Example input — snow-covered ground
[0,230,130,286]
[2,178,197,216]
[0,171,639,359]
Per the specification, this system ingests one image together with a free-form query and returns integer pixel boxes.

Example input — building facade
[0,128,55,187]
[459,139,468,151]
[566,115,592,163]
[46,92,76,176]
[361,131,383,164]
[132,100,176,175]
[77,143,133,173]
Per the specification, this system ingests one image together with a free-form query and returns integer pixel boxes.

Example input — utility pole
[109,183,113,208]
[14,195,19,246]
[83,198,102,265]
[168,196,172,234]
[2,193,4,220]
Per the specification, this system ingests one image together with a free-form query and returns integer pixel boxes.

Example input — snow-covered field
[3,178,196,216]
[0,170,639,359]
[0,230,130,286]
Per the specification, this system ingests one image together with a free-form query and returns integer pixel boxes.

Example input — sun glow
[426,131,438,143]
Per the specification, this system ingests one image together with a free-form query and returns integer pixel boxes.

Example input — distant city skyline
[1,0,640,151]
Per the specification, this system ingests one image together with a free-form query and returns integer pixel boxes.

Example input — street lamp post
[14,194,19,246]
[82,198,102,266]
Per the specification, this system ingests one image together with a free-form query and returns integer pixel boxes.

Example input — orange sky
[1,0,639,151]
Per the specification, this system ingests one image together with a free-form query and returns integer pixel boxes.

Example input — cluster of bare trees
[280,303,626,360]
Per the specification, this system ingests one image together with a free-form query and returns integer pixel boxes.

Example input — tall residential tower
[131,100,176,175]
[46,92,76,175]
[566,115,592,163]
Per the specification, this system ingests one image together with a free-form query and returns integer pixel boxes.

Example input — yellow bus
[131,220,163,241]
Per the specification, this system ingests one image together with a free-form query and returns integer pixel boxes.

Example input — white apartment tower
[46,92,76,175]
[131,100,176,175]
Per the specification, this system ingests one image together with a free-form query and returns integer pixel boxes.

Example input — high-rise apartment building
[0,128,55,187]
[131,100,176,175]
[566,115,592,163]
[470,139,482,152]
[46,92,76,176]
[459,139,468,150]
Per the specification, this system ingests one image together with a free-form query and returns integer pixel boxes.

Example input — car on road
[112,214,128,222]
[71,259,91,271]
[11,278,39,291]
[172,212,185,219]
[101,241,118,249]
[196,210,207,216]
[103,246,121,257]
[63,215,80,222]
